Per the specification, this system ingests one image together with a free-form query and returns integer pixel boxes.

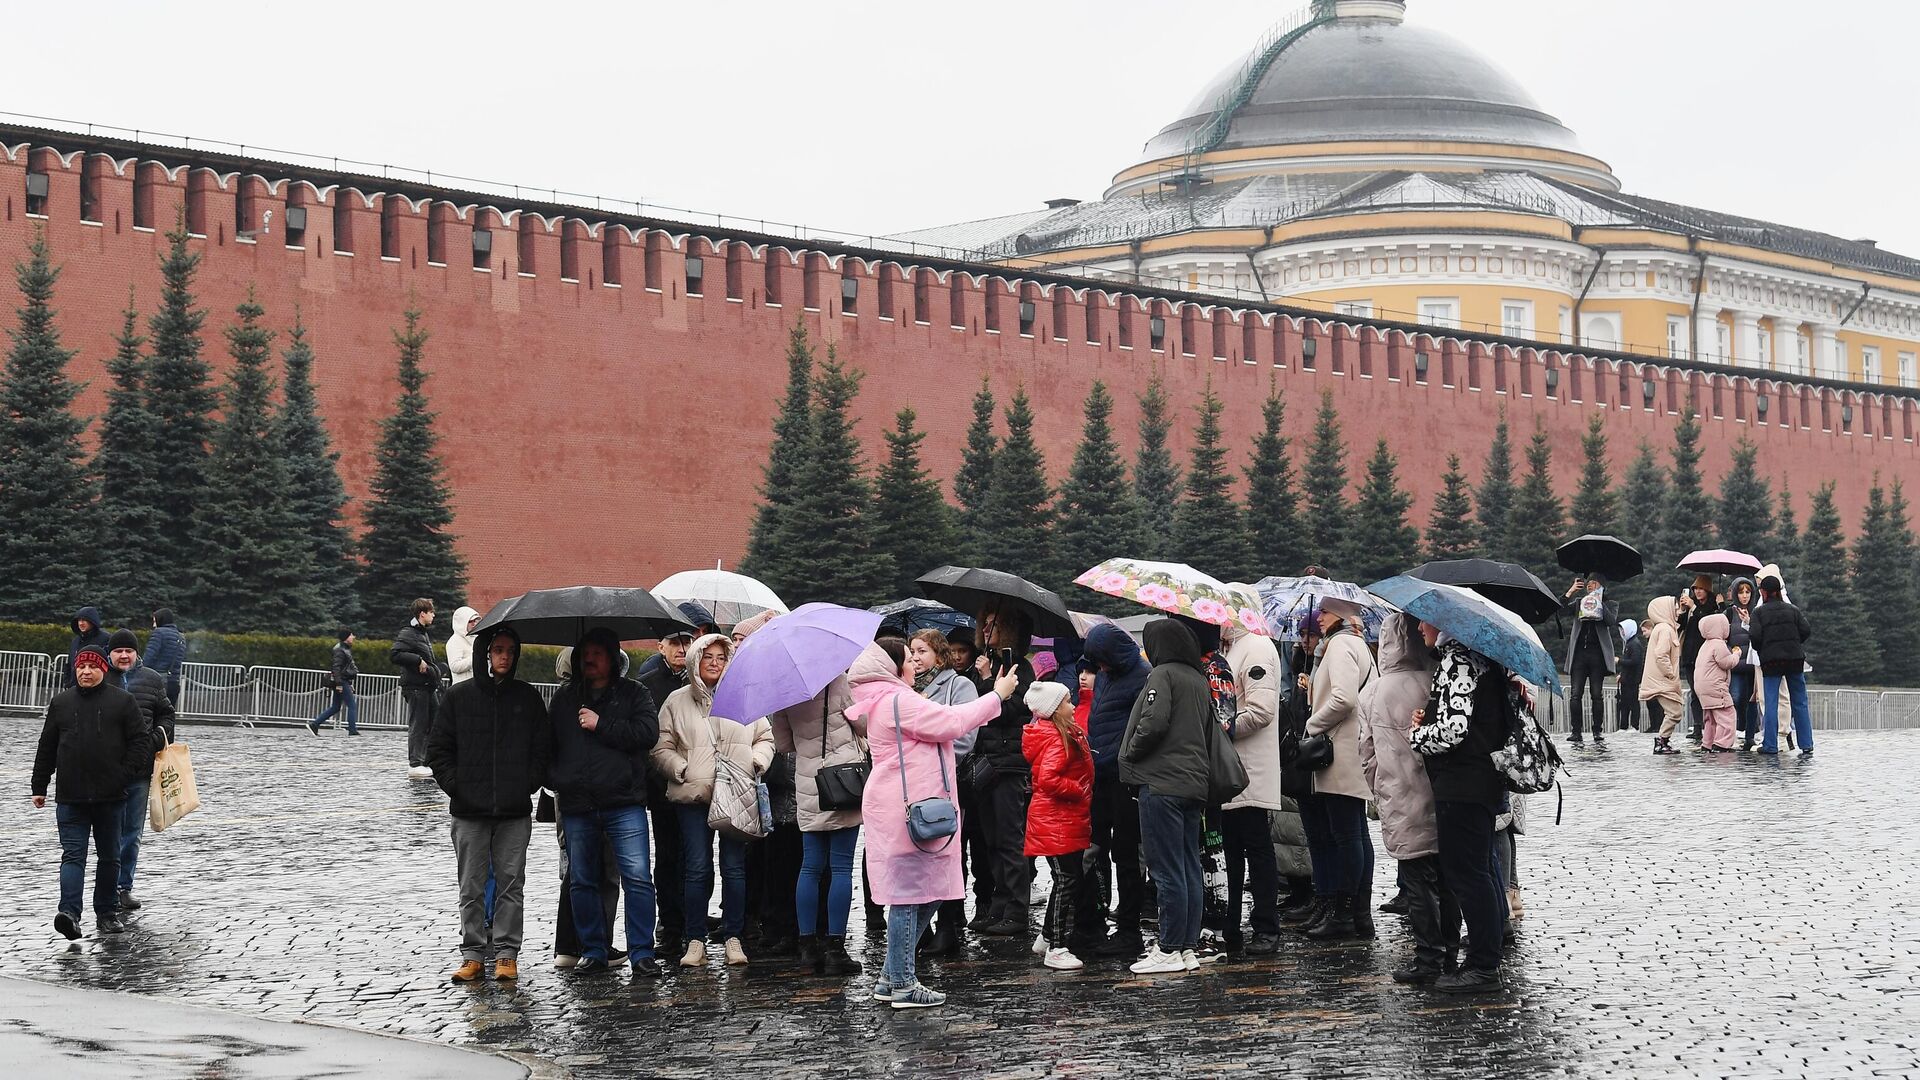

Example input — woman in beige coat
[1298,599,1376,940]
[1358,613,1445,980]
[652,633,775,967]
[1219,623,1285,955]
[769,674,866,975]
[1638,597,1685,755]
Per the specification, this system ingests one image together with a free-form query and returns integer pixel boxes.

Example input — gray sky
[8,1,1918,257]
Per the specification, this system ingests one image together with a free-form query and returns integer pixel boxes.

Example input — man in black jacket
[310,629,361,735]
[64,605,111,689]
[32,647,149,939]
[636,627,693,961]
[429,626,552,982]
[549,627,663,977]
[968,603,1036,938]
[392,598,439,777]
[1078,623,1151,956]
[1559,574,1619,746]
[106,629,173,912]
[1751,575,1814,756]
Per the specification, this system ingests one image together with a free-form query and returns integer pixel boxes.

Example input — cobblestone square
[5,719,1917,1078]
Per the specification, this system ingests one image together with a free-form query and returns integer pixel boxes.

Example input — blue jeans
[1137,789,1205,950]
[56,801,122,918]
[118,780,149,893]
[1730,668,1758,737]
[562,806,656,963]
[798,827,859,937]
[676,803,748,942]
[314,685,358,732]
[882,901,941,990]
[1762,672,1813,753]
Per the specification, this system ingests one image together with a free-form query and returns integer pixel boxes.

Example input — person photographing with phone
[1560,573,1619,747]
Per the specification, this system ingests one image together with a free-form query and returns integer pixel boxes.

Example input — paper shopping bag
[149,738,201,832]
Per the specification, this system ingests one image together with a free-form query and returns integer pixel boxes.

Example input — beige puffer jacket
[1306,629,1374,801]
[769,675,867,833]
[1221,627,1285,813]
[651,634,775,805]
[1638,596,1685,702]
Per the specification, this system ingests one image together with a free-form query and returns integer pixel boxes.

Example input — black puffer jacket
[1083,624,1149,779]
[64,606,111,689]
[109,659,176,752]
[1750,598,1812,677]
[970,651,1035,782]
[1119,620,1213,802]
[32,682,150,804]
[428,630,552,818]
[548,628,660,812]
[391,617,438,690]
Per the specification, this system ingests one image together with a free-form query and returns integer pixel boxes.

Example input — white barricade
[0,651,55,716]
[178,662,252,725]
[350,673,407,730]
[1882,691,1920,730]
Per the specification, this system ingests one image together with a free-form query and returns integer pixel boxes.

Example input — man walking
[106,629,173,912]
[143,608,189,707]
[549,627,664,977]
[310,629,360,735]
[32,647,149,939]
[392,598,440,778]
[1560,574,1619,747]
[429,626,551,982]
[636,626,693,962]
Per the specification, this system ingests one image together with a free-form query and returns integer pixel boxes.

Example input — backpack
[1488,681,1566,822]
[1202,650,1239,733]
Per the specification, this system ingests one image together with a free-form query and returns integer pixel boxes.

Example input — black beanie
[107,628,140,653]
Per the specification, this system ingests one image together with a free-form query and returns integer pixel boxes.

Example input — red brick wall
[5,142,1916,609]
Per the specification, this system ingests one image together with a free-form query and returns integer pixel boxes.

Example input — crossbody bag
[892,697,958,851]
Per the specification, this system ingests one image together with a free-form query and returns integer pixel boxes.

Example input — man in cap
[106,628,173,912]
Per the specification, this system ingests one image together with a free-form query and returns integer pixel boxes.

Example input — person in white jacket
[446,606,481,685]
[1219,622,1284,956]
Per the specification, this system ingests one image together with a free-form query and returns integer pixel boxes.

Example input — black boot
[797,934,824,973]
[1378,891,1410,915]
[1292,895,1334,933]
[927,919,962,957]
[1282,892,1323,926]
[1350,888,1375,940]
[821,936,862,976]
[1304,893,1357,940]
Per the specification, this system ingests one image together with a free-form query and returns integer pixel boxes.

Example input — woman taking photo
[652,634,775,968]
[847,637,1017,1009]
[910,629,979,957]
[1298,598,1377,941]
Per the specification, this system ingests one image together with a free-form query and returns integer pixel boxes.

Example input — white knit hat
[1024,680,1071,719]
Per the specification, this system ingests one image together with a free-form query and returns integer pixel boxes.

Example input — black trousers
[1568,650,1609,739]
[975,774,1033,919]
[1685,673,1705,738]
[403,687,437,767]
[1615,674,1642,729]
[747,822,803,940]
[649,800,683,945]
[1401,854,1459,970]
[1078,772,1144,943]
[1042,852,1084,948]
[1434,800,1505,974]
[960,778,994,918]
[1222,806,1280,938]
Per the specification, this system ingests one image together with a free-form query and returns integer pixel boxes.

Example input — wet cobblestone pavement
[4,719,1917,1078]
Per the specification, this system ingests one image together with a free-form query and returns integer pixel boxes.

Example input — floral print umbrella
[1073,559,1270,637]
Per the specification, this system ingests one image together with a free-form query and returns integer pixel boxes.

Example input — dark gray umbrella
[1409,559,1562,623]
[914,566,1076,638]
[871,598,975,637]
[473,586,696,646]
[1555,534,1644,583]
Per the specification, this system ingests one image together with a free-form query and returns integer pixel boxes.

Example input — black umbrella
[1408,559,1562,623]
[871,598,975,636]
[914,566,1077,639]
[474,586,697,646]
[1555,534,1644,583]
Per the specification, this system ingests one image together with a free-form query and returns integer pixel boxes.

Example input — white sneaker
[1031,933,1049,957]
[553,953,578,970]
[724,937,749,966]
[680,940,706,968]
[407,765,433,779]
[1129,946,1188,975]
[1183,949,1201,971]
[1043,947,1083,971]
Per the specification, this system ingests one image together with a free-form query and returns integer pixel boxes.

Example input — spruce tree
[192,292,324,634]
[1347,438,1422,585]
[1301,390,1349,575]
[358,309,468,626]
[1475,410,1515,563]
[1570,413,1618,538]
[1172,381,1254,583]
[1768,483,1801,590]
[1658,409,1714,597]
[1133,375,1182,559]
[779,349,893,606]
[144,221,218,611]
[1852,480,1920,686]
[978,388,1054,585]
[0,232,94,623]
[954,377,997,564]
[276,314,362,629]
[1795,484,1880,685]
[1424,453,1479,561]
[1502,423,1566,590]
[1054,381,1143,603]
[740,321,815,588]
[1243,380,1307,581]
[870,407,959,599]
[1714,437,1773,558]
[1615,442,1669,620]
[94,297,168,621]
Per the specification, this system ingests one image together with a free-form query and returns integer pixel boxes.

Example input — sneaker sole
[891,998,944,1009]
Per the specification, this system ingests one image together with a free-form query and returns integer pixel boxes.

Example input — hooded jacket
[1118,620,1212,802]
[391,615,439,690]
[1750,565,1812,677]
[770,674,866,833]
[1358,615,1439,860]
[109,656,176,753]
[1221,625,1286,813]
[1721,577,1758,659]
[33,679,149,804]
[1691,613,1739,710]
[428,629,553,818]
[1305,626,1374,801]
[547,627,660,812]
[652,634,775,806]
[1410,640,1508,807]
[1617,621,1647,681]
[1022,715,1093,857]
[65,606,111,689]
[1082,623,1149,779]
[445,605,480,684]
[1560,585,1619,674]
[142,612,188,679]
[1638,596,1685,702]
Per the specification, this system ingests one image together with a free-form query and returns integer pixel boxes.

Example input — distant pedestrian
[1640,597,1686,755]
[428,626,551,983]
[1614,619,1645,731]
[1358,614,1444,984]
[310,630,360,735]
[1692,614,1742,752]
[1560,573,1619,746]
[446,606,481,685]
[64,606,111,689]
[143,608,188,706]
[392,598,440,778]
[105,628,172,913]
[31,647,148,940]
[1751,574,1814,757]
[1123,619,1213,975]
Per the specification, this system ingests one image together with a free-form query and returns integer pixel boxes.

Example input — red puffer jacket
[1022,720,1093,857]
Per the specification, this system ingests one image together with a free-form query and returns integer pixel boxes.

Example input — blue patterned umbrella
[1365,575,1562,694]
[1255,575,1390,642]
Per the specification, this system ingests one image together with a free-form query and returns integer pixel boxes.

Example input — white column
[1732,311,1763,369]
[1694,307,1722,362]
[1772,320,1801,376]
[1810,324,1839,379]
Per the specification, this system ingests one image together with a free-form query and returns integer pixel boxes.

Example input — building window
[684,255,704,296]
[1862,346,1880,383]
[1666,316,1687,359]
[1581,313,1620,349]
[333,201,354,254]
[1501,301,1533,338]
[1334,299,1372,318]
[1416,298,1459,330]
[471,228,492,270]
[1755,330,1770,368]
[24,172,48,216]
[840,272,857,314]
[1558,306,1572,343]
[1899,351,1916,388]
[1715,323,1731,362]
[1832,340,1847,379]
[79,166,99,223]
[284,207,308,249]
[1795,335,1809,375]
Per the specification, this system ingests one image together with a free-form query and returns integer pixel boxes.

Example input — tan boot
[724,937,749,966]
[1507,886,1525,922]
[494,956,519,980]
[450,960,484,983]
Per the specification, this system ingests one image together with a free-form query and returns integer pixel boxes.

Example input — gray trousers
[452,815,532,961]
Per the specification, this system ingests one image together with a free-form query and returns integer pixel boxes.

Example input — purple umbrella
[1676,548,1763,577]
[709,603,883,724]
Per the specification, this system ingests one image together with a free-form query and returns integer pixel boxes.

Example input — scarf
[913,668,936,693]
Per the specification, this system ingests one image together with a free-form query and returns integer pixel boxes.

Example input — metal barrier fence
[0,650,56,715]
[178,662,251,725]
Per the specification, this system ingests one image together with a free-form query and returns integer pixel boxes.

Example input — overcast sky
[7,1,1917,256]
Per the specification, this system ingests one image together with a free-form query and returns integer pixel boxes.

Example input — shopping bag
[149,735,200,832]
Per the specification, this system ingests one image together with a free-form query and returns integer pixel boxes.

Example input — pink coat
[1692,613,1739,710]
[845,643,1001,906]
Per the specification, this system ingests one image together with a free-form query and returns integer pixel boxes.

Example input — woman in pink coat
[846,637,1018,1010]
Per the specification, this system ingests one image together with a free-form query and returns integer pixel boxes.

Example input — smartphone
[994,647,1016,673]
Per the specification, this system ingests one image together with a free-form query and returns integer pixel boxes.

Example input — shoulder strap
[891,694,949,805]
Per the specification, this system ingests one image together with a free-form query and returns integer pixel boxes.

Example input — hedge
[0,622,648,682]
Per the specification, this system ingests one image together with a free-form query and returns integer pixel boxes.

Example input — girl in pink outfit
[1691,613,1742,752]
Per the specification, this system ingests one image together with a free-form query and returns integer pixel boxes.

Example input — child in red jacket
[1023,680,1093,971]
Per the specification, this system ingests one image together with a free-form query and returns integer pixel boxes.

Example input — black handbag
[1204,712,1250,806]
[814,697,870,811]
[1296,732,1335,772]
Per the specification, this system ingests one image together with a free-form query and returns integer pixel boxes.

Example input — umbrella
[652,568,788,627]
[1555,534,1643,582]
[1073,558,1270,636]
[1366,575,1562,694]
[1408,559,1562,623]
[709,603,882,724]
[1255,575,1390,642]
[473,586,696,646]
[871,598,974,637]
[1069,611,1118,638]
[1676,549,1762,577]
[915,565,1077,638]
[667,598,718,631]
